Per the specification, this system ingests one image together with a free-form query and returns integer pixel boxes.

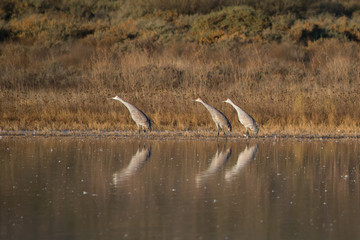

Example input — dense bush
[191,6,270,43]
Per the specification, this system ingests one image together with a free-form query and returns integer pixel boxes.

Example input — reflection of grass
[0,1,360,136]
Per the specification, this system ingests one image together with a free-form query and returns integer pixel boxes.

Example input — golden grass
[0,2,359,137]
[0,39,360,137]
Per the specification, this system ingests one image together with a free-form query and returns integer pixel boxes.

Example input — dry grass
[0,2,360,137]
[1,39,360,137]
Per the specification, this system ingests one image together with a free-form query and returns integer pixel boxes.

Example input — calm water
[1,137,360,240]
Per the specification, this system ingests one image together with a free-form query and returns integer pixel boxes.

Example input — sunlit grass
[1,38,360,137]
[0,1,359,136]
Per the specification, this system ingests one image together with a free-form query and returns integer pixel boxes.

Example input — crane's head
[112,96,121,101]
[194,98,202,102]
[224,99,233,104]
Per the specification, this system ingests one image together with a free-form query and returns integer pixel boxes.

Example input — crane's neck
[114,97,133,110]
[227,101,236,108]
[199,101,213,111]
[116,97,125,104]
[227,101,241,111]
[227,101,246,116]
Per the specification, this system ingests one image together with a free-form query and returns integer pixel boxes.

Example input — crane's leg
[243,128,248,138]
[216,125,220,137]
[137,125,141,135]
[144,126,148,135]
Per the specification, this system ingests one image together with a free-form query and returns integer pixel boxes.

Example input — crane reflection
[113,146,152,185]
[225,144,258,181]
[196,146,232,187]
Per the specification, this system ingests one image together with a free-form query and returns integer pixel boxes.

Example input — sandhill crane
[112,96,152,134]
[195,98,232,136]
[225,144,258,181]
[113,146,152,185]
[196,146,232,186]
[224,99,258,136]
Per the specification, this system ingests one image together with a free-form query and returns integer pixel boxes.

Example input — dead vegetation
[0,1,359,136]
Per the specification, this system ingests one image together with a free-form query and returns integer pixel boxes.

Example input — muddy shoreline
[1,130,359,141]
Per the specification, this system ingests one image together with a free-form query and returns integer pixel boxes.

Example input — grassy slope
[0,0,360,136]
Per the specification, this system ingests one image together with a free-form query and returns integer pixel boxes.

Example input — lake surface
[1,137,360,240]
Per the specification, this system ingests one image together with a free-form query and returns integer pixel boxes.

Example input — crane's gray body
[195,98,232,136]
[224,99,258,136]
[112,96,152,132]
